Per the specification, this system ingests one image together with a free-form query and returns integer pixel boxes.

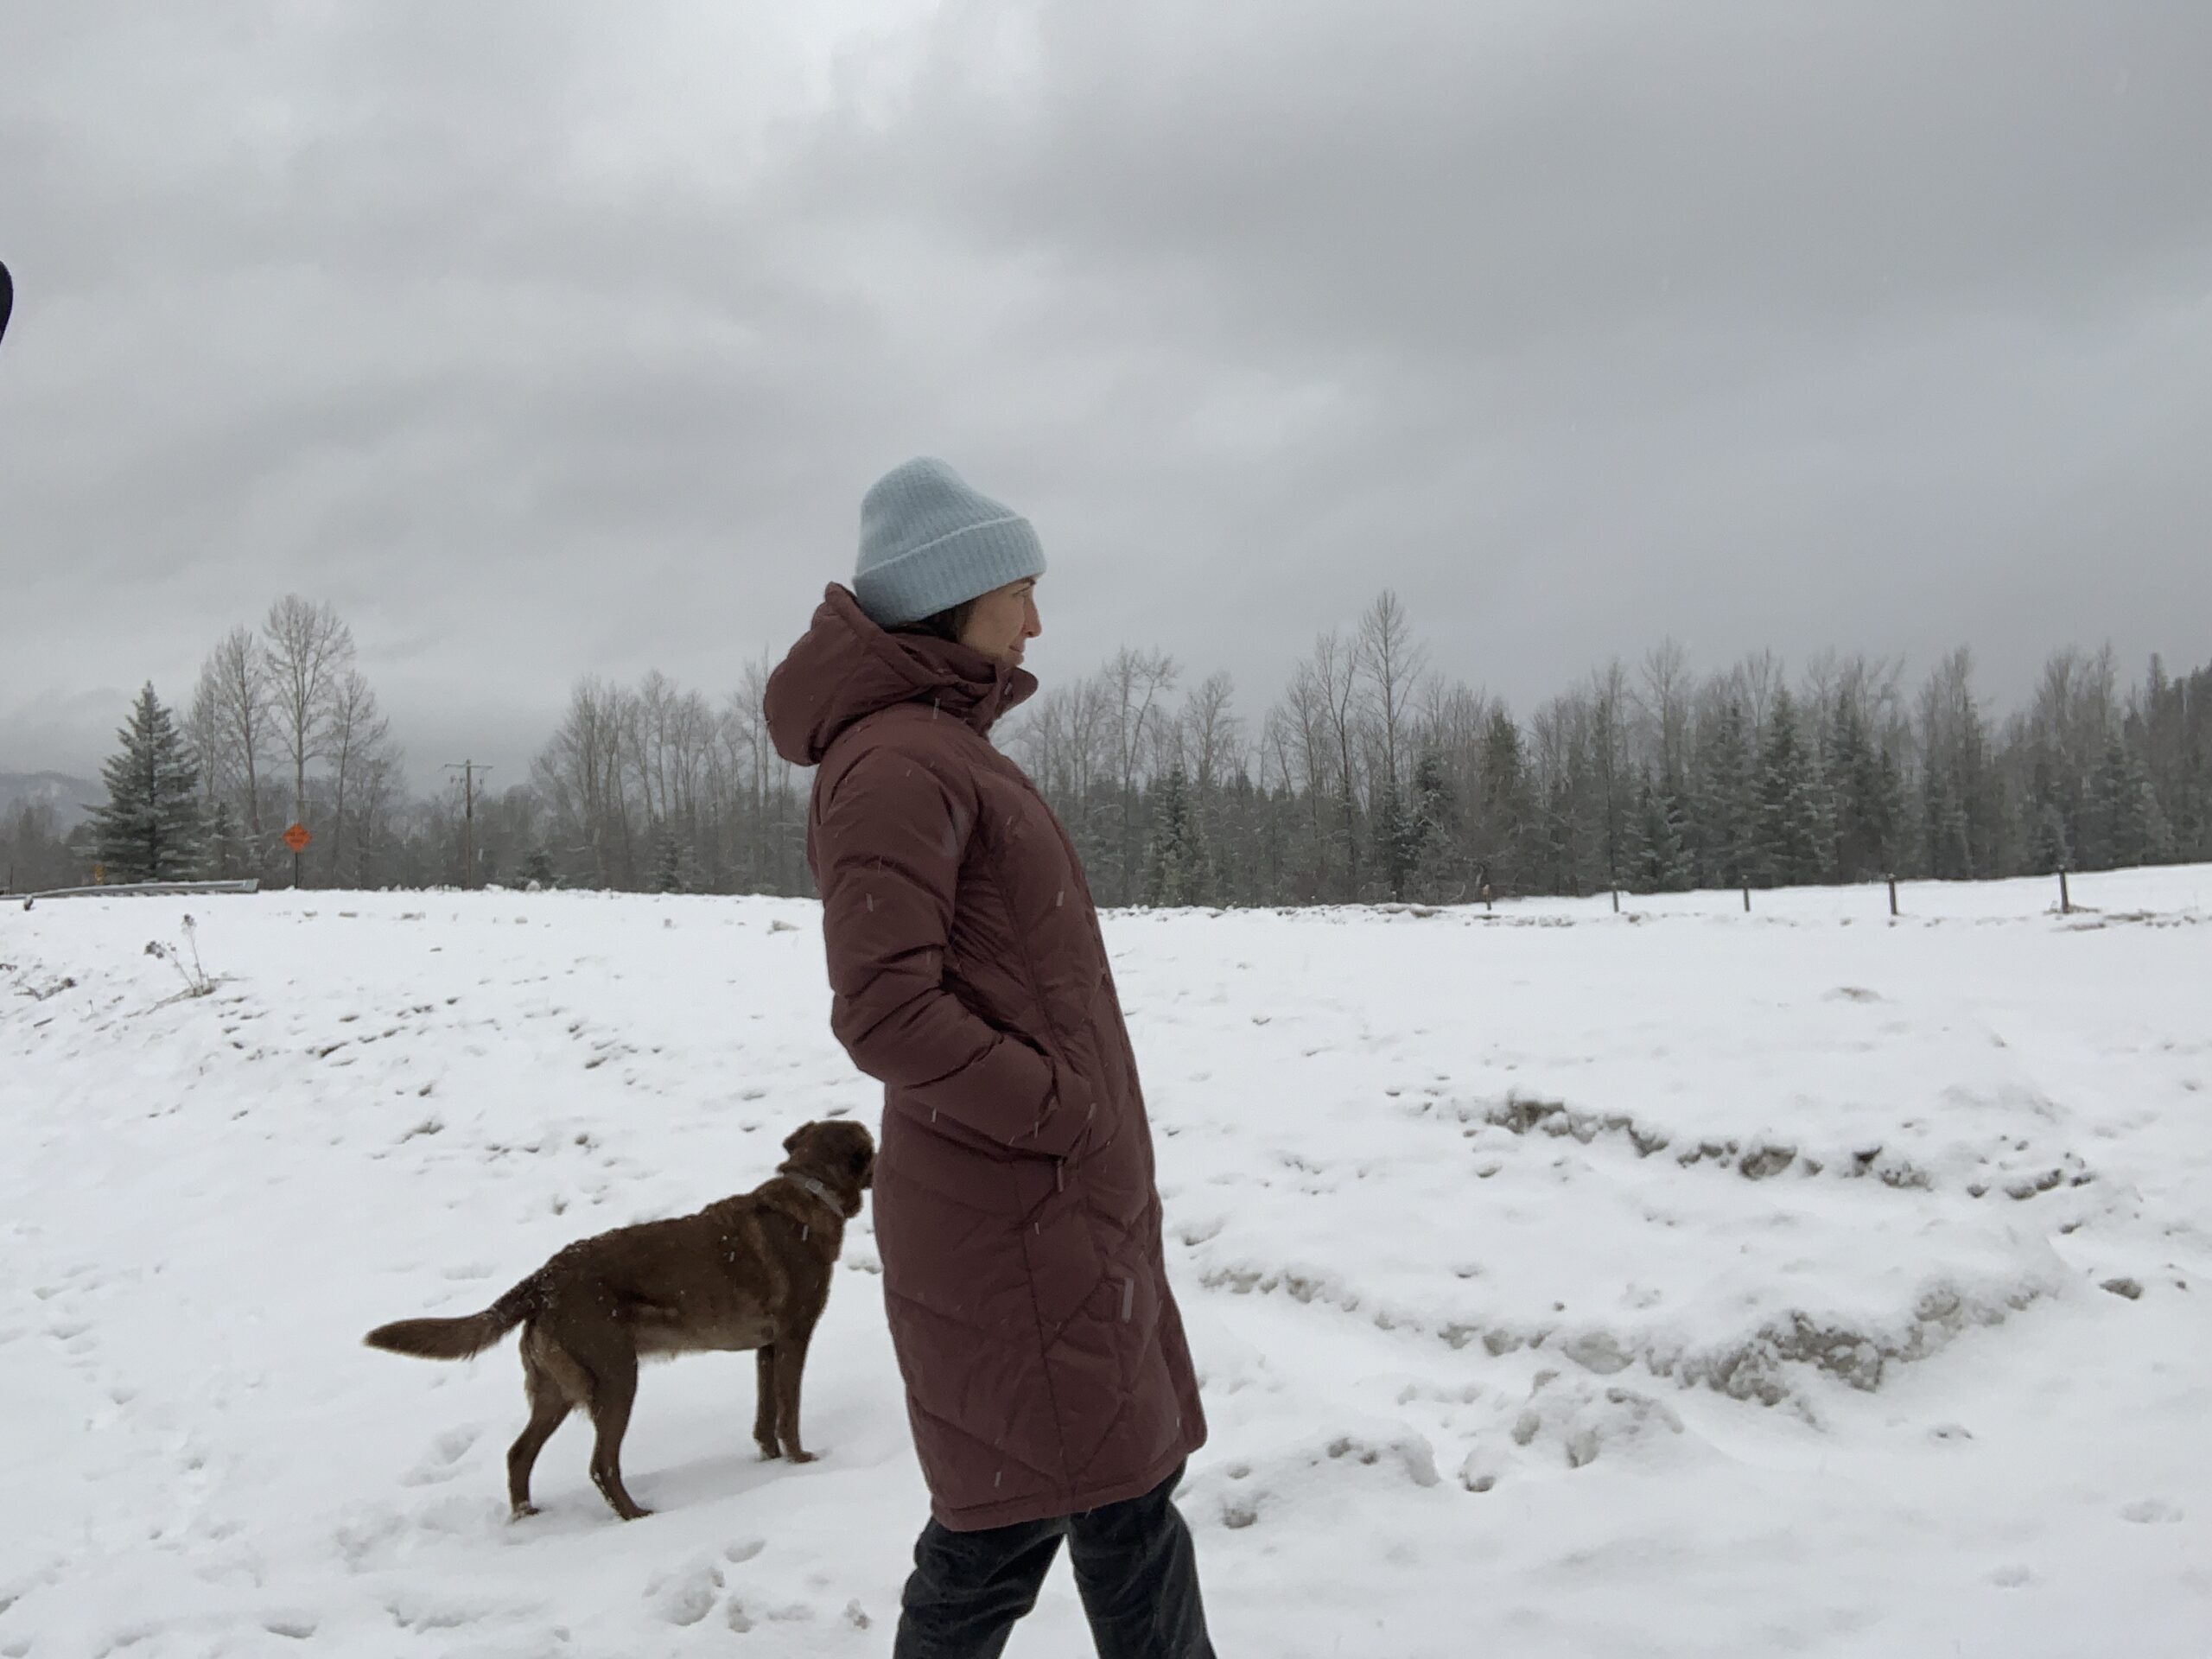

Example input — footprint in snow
[2120,1497,2183,1524]
[647,1559,723,1627]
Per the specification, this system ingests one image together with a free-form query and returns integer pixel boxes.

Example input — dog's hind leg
[584,1353,652,1521]
[507,1354,572,1519]
[753,1345,781,1459]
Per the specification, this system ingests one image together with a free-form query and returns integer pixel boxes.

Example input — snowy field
[3,870,2209,1657]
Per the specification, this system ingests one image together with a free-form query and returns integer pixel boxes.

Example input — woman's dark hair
[892,597,980,645]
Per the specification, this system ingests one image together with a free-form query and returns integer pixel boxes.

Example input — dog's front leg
[753,1345,781,1459]
[772,1325,817,1464]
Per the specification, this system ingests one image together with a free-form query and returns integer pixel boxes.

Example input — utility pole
[443,761,492,888]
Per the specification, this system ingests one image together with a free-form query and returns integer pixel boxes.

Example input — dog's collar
[786,1173,840,1215]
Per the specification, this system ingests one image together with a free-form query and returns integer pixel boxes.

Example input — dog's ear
[849,1141,874,1184]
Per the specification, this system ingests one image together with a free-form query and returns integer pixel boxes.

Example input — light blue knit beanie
[853,457,1046,628]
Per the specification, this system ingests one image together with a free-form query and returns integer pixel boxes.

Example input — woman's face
[958,577,1043,670]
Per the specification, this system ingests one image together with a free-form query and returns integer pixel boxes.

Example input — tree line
[1005,599,2210,909]
[10,589,2209,906]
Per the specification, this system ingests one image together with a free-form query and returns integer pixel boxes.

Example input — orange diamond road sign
[283,823,311,854]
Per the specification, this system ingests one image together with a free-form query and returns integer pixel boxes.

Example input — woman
[765,458,1214,1658]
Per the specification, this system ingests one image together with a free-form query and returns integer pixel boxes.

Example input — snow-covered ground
[3,870,2207,1657]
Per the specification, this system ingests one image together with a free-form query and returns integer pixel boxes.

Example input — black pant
[893,1464,1216,1659]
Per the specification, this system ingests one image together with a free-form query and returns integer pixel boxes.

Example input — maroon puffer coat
[764,586,1205,1530]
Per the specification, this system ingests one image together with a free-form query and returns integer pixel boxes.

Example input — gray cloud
[3,1,2207,787]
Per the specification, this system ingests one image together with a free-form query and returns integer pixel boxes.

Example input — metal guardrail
[16,879,261,911]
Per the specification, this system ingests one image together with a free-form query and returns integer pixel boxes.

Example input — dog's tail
[364,1272,543,1361]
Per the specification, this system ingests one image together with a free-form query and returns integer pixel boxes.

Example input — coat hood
[764,584,1037,768]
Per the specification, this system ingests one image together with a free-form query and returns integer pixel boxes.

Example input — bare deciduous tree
[1105,647,1179,904]
[1738,649,1785,745]
[1182,672,1242,800]
[1636,638,1691,785]
[325,667,395,884]
[1309,630,1363,899]
[198,625,272,851]
[533,677,634,888]
[263,595,355,861]
[1357,590,1426,801]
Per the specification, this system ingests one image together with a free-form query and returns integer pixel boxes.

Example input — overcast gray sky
[3,0,2207,789]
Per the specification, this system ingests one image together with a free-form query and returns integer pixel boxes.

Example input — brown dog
[365,1118,874,1521]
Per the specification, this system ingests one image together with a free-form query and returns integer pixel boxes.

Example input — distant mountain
[0,771,101,830]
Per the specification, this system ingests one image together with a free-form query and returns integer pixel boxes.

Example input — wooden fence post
[2059,868,2072,914]
[1888,876,1898,917]
[1742,884,1751,913]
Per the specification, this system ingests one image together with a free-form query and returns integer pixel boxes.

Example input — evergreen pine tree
[1218,767,1259,906]
[1405,750,1459,901]
[1755,688,1825,886]
[1475,711,1530,894]
[2090,735,2162,868]
[1806,726,1840,883]
[1626,774,1660,892]
[2034,803,2072,873]
[1657,772,1694,889]
[1144,766,1211,906]
[201,800,245,880]
[1541,771,1578,894]
[1872,743,1908,876]
[92,683,205,883]
[1923,767,1972,880]
[1694,699,1755,888]
[1631,772,1691,892]
[650,823,692,893]
[2085,734,2133,869]
[1259,777,1294,905]
[1827,693,1872,879]
[1946,692,2002,878]
[2172,751,2209,864]
[1371,772,1419,903]
[2139,762,2174,865]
